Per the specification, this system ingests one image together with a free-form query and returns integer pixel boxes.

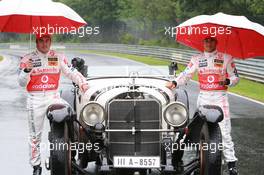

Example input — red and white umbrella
[176,12,264,59]
[0,0,86,34]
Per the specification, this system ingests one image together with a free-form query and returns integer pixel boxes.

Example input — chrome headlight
[163,102,188,127]
[81,102,105,126]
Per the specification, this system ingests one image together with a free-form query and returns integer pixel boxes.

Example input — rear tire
[49,122,72,175]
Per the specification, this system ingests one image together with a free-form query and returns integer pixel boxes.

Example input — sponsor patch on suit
[214,59,224,67]
[48,57,58,66]
[199,59,208,67]
[32,58,41,67]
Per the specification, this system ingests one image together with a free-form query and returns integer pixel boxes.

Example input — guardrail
[63,43,264,83]
[1,43,264,83]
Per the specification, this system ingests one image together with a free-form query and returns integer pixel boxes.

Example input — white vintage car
[46,60,223,175]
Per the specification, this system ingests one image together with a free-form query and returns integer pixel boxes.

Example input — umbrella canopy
[176,12,264,59]
[0,0,86,34]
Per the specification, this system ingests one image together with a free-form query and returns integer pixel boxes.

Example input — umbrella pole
[224,29,230,58]
[29,33,32,51]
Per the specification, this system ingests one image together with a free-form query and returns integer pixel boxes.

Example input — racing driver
[18,34,88,175]
[166,36,239,175]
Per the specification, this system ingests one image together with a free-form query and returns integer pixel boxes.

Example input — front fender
[185,105,223,143]
[46,104,74,123]
[185,112,205,143]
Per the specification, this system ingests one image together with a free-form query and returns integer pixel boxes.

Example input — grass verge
[77,50,264,103]
[0,55,3,62]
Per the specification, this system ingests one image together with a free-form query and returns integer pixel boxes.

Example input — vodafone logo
[207,75,215,83]
[41,75,49,83]
[32,84,56,90]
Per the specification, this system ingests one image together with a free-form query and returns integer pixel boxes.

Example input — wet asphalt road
[0,49,263,175]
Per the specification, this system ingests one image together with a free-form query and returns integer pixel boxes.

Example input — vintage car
[45,59,223,175]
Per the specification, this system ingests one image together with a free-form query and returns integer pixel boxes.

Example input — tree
[58,0,125,42]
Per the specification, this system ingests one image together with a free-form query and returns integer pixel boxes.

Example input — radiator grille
[107,99,161,159]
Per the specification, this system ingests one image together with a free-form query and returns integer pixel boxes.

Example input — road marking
[228,92,264,106]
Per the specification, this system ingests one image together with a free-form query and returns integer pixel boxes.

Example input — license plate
[113,156,160,168]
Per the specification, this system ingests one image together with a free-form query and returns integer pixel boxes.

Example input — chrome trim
[163,101,188,128]
[105,129,176,132]
[90,84,170,104]
[107,99,163,132]
[80,102,106,126]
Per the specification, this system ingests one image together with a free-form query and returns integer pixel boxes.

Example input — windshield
[87,66,171,77]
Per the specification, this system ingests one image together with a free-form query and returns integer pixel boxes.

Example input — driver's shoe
[228,161,239,175]
[33,164,42,175]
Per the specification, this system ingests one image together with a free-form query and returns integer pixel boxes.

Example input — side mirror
[168,62,178,75]
[71,57,88,77]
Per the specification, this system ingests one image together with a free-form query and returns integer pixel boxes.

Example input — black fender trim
[46,104,74,123]
[198,105,224,123]
[185,105,223,143]
[185,112,205,143]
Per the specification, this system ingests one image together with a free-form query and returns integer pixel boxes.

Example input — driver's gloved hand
[172,80,177,87]
[166,81,177,89]
[219,78,230,86]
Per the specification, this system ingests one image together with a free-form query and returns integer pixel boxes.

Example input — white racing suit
[176,50,239,162]
[18,50,87,166]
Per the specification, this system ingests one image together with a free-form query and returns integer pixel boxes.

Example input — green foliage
[120,33,137,44]
[176,0,264,24]
[56,0,125,43]
[250,0,264,15]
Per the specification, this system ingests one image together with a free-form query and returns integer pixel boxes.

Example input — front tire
[195,122,222,175]
[49,122,72,175]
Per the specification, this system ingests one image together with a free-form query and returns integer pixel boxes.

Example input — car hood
[80,77,175,108]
